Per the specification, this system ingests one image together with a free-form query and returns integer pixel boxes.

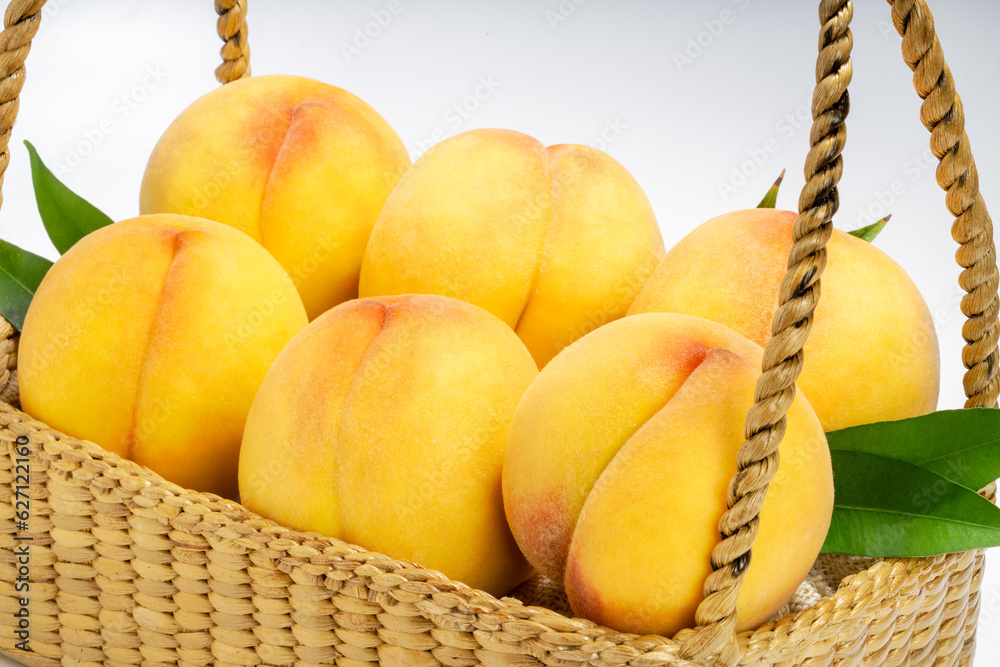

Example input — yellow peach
[140,74,411,320]
[239,294,537,596]
[359,128,665,367]
[628,209,939,431]
[18,214,308,498]
[503,313,832,635]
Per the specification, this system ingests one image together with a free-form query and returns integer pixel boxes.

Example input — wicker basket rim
[0,392,954,664]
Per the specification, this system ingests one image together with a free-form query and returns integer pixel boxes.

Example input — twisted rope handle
[888,0,999,409]
[685,0,1000,660]
[0,0,44,214]
[681,0,854,662]
[215,0,250,84]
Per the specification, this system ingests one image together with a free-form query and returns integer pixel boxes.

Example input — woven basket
[0,0,997,665]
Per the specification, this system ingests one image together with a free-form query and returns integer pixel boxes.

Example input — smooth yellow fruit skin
[140,74,411,320]
[628,209,940,431]
[239,294,538,596]
[503,313,832,635]
[18,214,308,498]
[359,128,665,367]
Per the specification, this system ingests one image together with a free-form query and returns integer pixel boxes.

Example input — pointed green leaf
[25,140,113,254]
[826,409,1000,492]
[848,214,890,243]
[756,169,785,209]
[821,449,1000,557]
[0,238,52,331]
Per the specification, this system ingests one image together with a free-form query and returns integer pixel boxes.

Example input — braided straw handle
[680,1,853,661]
[0,0,43,213]
[215,0,250,84]
[888,0,1000,409]
[683,0,999,662]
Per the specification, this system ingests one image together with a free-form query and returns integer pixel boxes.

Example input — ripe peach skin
[359,128,665,368]
[18,214,308,499]
[628,209,939,432]
[239,294,538,596]
[140,74,411,320]
[503,313,833,635]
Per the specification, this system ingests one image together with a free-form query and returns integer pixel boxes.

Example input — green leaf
[25,140,113,254]
[0,238,52,331]
[848,214,890,243]
[826,409,1000,492]
[821,449,1000,557]
[756,169,785,208]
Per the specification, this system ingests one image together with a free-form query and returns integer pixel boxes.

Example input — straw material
[678,3,855,663]
[0,0,996,665]
[215,0,250,84]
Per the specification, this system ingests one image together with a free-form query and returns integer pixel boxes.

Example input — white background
[3,0,1000,663]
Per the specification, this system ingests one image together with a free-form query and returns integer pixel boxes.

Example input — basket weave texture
[0,0,998,665]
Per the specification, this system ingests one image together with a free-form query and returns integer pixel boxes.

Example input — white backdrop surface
[2,0,1000,663]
